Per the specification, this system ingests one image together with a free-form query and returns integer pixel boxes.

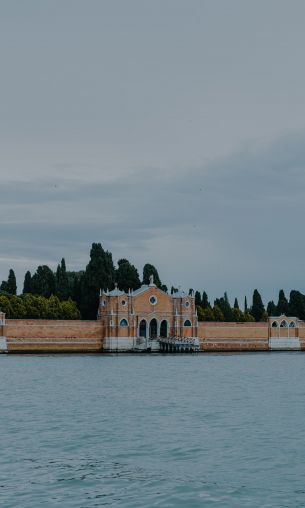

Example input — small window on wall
[289,321,296,328]
[121,300,127,306]
[120,319,128,327]
[271,321,278,328]
[184,319,192,327]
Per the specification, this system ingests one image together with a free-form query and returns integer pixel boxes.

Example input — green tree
[267,300,277,316]
[22,294,47,318]
[80,243,115,319]
[213,305,225,321]
[0,281,8,293]
[142,264,162,288]
[31,265,56,298]
[56,258,69,301]
[7,269,17,295]
[23,271,33,294]
[251,289,265,322]
[289,290,305,320]
[1,269,17,295]
[244,296,248,313]
[244,312,255,322]
[60,298,81,319]
[115,258,141,293]
[276,289,289,315]
[232,307,245,322]
[10,295,27,318]
[46,295,62,319]
[195,291,202,306]
[202,291,210,308]
[197,306,215,321]
[214,292,234,321]
[0,295,13,317]
[234,297,239,310]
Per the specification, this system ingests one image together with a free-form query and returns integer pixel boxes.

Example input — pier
[158,336,200,353]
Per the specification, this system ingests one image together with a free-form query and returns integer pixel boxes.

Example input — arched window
[280,320,288,328]
[184,319,192,327]
[149,318,158,339]
[289,321,296,328]
[271,321,279,328]
[160,320,168,338]
[139,319,147,338]
[120,318,128,327]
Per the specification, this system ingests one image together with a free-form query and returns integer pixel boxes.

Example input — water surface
[1,353,305,507]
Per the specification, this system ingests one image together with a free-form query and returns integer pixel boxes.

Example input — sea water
[0,353,305,507]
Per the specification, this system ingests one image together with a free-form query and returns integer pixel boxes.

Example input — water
[1,353,305,507]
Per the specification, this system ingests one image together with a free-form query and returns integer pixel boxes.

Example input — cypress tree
[23,271,33,294]
[56,258,69,301]
[1,269,17,295]
[80,243,115,319]
[234,297,239,309]
[115,258,141,293]
[0,280,8,293]
[195,291,202,306]
[244,296,248,313]
[7,269,17,295]
[289,290,305,320]
[251,289,265,322]
[267,300,277,316]
[142,264,162,288]
[202,291,210,308]
[276,289,289,315]
[214,293,234,321]
[31,265,56,298]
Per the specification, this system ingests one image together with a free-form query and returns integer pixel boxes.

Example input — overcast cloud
[1,0,305,304]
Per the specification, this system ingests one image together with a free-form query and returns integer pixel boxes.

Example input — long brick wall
[5,320,104,353]
[2,318,305,353]
[198,322,269,351]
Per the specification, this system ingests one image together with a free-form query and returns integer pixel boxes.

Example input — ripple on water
[1,353,305,507]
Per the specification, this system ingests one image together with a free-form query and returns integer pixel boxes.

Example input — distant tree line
[0,243,164,320]
[193,288,305,322]
[1,242,305,322]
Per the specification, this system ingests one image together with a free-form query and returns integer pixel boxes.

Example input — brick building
[98,275,199,351]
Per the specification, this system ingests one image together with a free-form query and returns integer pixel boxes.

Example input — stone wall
[198,322,269,351]
[2,318,304,353]
[5,320,104,353]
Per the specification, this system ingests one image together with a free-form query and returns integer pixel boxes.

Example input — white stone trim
[269,338,301,350]
[0,337,7,352]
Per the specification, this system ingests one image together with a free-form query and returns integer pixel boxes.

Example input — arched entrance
[139,319,147,338]
[149,318,158,339]
[160,320,168,338]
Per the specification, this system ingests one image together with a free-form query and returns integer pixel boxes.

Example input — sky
[1,0,305,305]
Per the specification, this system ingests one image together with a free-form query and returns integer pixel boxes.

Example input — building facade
[98,276,199,352]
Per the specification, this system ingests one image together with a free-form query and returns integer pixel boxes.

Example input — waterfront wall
[5,320,103,353]
[2,317,305,353]
[197,322,269,351]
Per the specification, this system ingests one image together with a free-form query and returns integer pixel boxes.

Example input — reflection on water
[0,353,305,507]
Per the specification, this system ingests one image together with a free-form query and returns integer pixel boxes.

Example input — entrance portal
[139,319,147,338]
[149,318,158,339]
[160,320,168,338]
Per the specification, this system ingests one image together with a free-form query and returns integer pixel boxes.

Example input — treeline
[193,288,305,322]
[1,242,305,322]
[0,244,166,320]
[0,294,80,320]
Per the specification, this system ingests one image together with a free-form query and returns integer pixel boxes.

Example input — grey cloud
[1,130,305,302]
